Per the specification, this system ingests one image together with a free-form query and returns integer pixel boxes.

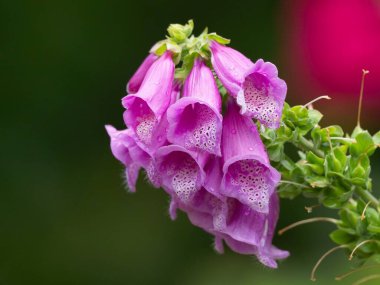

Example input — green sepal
[174,52,197,81]
[325,153,343,173]
[373,131,380,146]
[306,151,324,165]
[340,208,360,228]
[306,163,324,176]
[366,208,380,226]
[305,176,330,188]
[308,109,323,127]
[351,125,364,138]
[207,32,231,45]
[322,187,352,208]
[267,143,284,162]
[367,225,380,234]
[150,40,168,55]
[277,183,302,199]
[282,105,322,135]
[350,131,376,157]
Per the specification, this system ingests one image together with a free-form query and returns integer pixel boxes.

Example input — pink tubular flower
[210,41,287,128]
[167,58,223,156]
[220,193,289,268]
[105,125,151,192]
[186,194,288,267]
[221,100,281,213]
[122,51,174,148]
[155,145,208,204]
[170,156,288,268]
[168,157,227,231]
[126,53,157,94]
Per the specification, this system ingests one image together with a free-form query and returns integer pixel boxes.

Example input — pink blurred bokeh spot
[282,0,380,128]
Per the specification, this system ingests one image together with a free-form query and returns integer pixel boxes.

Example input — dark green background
[1,1,379,284]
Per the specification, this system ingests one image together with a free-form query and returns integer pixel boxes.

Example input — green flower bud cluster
[150,20,230,80]
[260,102,380,264]
[330,200,380,264]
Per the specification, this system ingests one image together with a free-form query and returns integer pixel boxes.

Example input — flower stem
[349,240,378,260]
[335,265,380,281]
[353,274,380,285]
[278,217,339,235]
[292,136,325,158]
[355,188,379,207]
[310,245,348,281]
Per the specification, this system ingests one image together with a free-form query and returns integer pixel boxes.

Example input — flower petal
[210,41,254,97]
[167,59,222,155]
[238,59,287,128]
[127,53,158,94]
[105,125,151,192]
[122,51,174,147]
[221,100,280,212]
[155,145,208,203]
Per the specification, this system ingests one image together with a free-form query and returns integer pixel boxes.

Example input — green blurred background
[1,1,379,284]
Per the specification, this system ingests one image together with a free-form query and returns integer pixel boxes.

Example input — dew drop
[231,128,236,134]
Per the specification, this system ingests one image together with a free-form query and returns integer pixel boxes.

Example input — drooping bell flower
[155,145,208,204]
[167,58,223,156]
[122,51,174,148]
[221,100,281,213]
[126,53,158,94]
[105,125,151,192]
[141,83,181,188]
[221,193,289,268]
[210,41,287,128]
[168,157,227,232]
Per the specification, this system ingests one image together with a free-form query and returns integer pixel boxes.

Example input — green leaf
[367,225,380,234]
[330,229,355,244]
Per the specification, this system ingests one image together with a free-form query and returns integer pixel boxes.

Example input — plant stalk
[355,187,379,206]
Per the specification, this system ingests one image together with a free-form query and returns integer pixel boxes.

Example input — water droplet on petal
[231,128,236,134]
[249,147,254,151]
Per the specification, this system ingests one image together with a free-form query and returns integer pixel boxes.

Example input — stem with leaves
[260,100,380,276]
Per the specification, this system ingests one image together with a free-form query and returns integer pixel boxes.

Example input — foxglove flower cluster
[106,21,288,268]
